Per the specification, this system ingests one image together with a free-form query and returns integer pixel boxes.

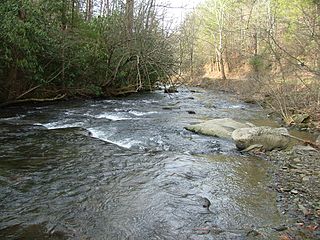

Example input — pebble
[293,158,301,163]
[298,204,310,215]
[267,141,320,239]
[293,198,300,203]
[273,226,288,232]
[302,176,310,181]
[246,229,260,237]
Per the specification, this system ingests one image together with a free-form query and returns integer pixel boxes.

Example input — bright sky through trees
[158,0,204,26]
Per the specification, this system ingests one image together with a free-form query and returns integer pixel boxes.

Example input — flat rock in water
[185,118,253,140]
[232,126,290,151]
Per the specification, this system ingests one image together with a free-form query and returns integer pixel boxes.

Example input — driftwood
[0,94,66,108]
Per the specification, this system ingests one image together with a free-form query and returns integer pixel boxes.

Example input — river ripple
[0,88,283,239]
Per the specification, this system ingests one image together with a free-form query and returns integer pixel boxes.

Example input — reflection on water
[0,88,285,239]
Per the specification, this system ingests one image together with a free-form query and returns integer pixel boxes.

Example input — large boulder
[232,127,290,151]
[185,118,253,140]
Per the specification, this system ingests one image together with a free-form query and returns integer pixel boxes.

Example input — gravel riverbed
[266,147,320,240]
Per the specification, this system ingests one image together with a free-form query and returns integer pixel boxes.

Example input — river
[0,87,284,239]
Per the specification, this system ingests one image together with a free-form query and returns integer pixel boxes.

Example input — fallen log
[0,94,66,108]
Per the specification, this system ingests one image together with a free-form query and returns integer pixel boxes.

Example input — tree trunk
[190,47,194,80]
[71,0,76,27]
[210,57,214,72]
[106,0,110,15]
[86,0,93,21]
[215,52,221,72]
[316,2,320,69]
[218,28,226,80]
[145,0,154,30]
[179,37,183,75]
[253,29,258,55]
[100,0,103,16]
[100,0,110,16]
[126,0,134,35]
[6,63,18,100]
[61,0,68,90]
[220,52,226,80]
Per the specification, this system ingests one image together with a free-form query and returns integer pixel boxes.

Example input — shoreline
[266,149,320,239]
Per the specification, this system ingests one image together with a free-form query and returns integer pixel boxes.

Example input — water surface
[0,88,284,239]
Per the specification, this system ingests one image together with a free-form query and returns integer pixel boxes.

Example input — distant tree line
[0,0,176,104]
[179,0,320,126]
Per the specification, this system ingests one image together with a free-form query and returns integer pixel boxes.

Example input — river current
[0,88,284,239]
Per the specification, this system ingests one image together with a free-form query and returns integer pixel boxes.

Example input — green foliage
[249,55,265,73]
[88,84,103,97]
[0,1,52,81]
[0,0,175,101]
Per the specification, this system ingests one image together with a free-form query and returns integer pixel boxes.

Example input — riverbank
[196,78,320,136]
[194,78,320,239]
[266,148,320,240]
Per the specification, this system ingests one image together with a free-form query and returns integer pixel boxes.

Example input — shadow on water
[0,88,286,239]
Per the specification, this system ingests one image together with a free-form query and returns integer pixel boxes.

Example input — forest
[0,0,319,126]
[179,0,320,128]
[1,1,320,239]
[0,0,176,104]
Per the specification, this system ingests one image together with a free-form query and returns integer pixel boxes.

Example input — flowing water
[0,88,285,239]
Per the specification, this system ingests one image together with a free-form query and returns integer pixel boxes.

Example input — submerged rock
[187,110,196,114]
[164,86,178,93]
[50,127,92,137]
[185,118,253,140]
[232,127,290,151]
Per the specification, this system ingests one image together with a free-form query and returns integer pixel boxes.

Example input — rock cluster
[185,118,252,140]
[185,117,320,239]
[232,126,290,151]
[185,118,292,151]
